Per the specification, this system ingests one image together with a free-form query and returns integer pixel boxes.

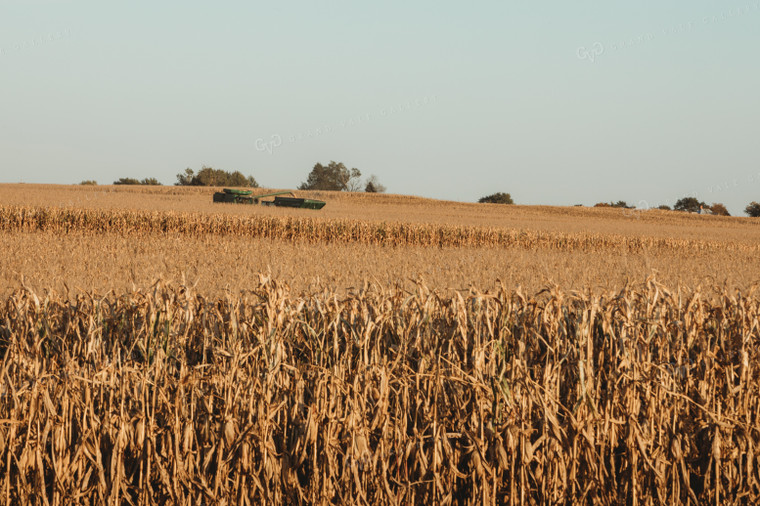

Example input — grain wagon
[212,189,326,210]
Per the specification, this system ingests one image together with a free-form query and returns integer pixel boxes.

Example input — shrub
[364,175,386,193]
[478,192,514,204]
[113,178,141,185]
[594,201,633,209]
[709,203,730,216]
[746,202,760,218]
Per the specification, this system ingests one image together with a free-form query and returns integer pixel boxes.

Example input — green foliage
[674,197,706,213]
[364,175,386,193]
[113,177,141,185]
[176,166,258,187]
[140,178,162,186]
[746,201,760,218]
[709,203,730,216]
[478,192,514,205]
[79,180,98,186]
[299,161,361,191]
[176,168,194,186]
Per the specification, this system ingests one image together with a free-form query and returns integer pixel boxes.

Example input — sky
[1,1,759,215]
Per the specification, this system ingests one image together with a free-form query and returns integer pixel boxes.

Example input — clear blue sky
[2,1,759,214]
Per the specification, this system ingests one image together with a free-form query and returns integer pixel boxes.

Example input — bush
[113,178,141,185]
[657,205,671,211]
[113,177,162,185]
[79,180,97,186]
[478,192,514,204]
[176,167,258,187]
[746,202,760,218]
[709,203,730,216]
[364,175,386,193]
[594,201,633,209]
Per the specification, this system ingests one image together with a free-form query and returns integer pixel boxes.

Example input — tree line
[592,197,760,217]
[83,162,386,193]
[78,165,760,217]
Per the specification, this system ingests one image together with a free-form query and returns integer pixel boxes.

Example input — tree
[140,178,161,186]
[709,203,730,216]
[657,205,671,211]
[299,161,361,191]
[673,197,706,213]
[746,201,760,217]
[79,180,97,186]
[113,177,141,185]
[176,168,194,186]
[176,166,258,187]
[364,175,386,193]
[479,192,514,204]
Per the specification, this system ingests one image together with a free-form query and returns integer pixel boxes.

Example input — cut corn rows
[0,278,758,504]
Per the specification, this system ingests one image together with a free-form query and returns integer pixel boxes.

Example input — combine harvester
[212,189,326,210]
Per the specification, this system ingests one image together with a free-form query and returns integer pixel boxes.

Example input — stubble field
[0,184,759,504]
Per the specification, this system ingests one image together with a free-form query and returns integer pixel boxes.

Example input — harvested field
[0,279,758,504]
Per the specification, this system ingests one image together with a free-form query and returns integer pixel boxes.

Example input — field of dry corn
[1,184,760,296]
[1,184,759,503]
[1,278,758,504]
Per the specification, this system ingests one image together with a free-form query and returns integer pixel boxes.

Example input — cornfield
[1,277,758,504]
[1,205,757,254]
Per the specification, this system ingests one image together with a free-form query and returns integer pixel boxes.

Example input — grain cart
[212,189,326,209]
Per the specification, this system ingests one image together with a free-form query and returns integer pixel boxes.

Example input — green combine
[212,189,326,210]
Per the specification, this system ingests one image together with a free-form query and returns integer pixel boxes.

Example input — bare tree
[345,168,363,192]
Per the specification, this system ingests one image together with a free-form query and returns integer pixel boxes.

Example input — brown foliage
[709,203,730,216]
[1,278,759,503]
[1,205,758,255]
